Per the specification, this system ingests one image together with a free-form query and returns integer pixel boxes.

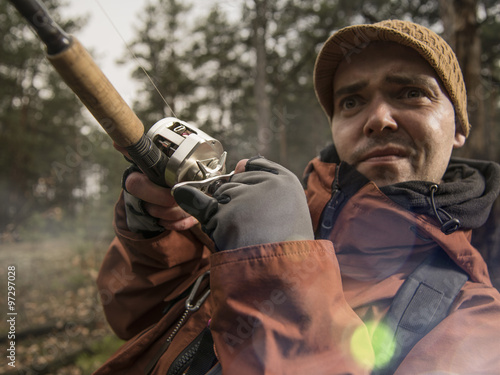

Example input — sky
[59,0,238,108]
[60,0,148,106]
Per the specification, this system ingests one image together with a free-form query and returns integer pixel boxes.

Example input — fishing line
[93,0,177,117]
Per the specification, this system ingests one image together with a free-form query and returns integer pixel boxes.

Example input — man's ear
[453,126,466,149]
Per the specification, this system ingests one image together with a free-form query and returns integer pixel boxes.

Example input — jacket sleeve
[97,193,213,339]
[395,281,500,374]
[209,240,500,375]
[209,240,373,375]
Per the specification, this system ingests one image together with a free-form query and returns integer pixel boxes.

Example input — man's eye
[403,88,426,99]
[341,97,358,110]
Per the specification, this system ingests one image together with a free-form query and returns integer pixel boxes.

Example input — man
[95,20,500,374]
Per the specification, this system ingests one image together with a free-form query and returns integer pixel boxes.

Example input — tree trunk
[252,0,271,156]
[440,0,500,285]
[439,0,486,159]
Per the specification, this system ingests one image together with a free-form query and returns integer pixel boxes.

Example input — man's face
[331,43,466,187]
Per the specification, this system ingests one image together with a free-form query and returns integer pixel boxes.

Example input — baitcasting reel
[146,117,233,195]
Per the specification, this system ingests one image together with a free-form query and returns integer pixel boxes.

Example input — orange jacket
[95,157,500,374]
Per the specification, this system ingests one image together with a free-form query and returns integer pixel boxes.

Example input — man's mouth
[359,147,408,163]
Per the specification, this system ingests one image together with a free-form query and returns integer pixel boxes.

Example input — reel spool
[146,118,228,190]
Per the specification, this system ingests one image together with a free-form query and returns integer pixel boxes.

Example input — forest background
[0,0,499,373]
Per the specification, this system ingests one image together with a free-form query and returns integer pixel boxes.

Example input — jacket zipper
[144,271,211,375]
[166,330,205,375]
[317,187,344,239]
[315,161,371,240]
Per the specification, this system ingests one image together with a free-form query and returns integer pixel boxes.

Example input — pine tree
[123,0,196,129]
[0,0,91,237]
[189,4,251,169]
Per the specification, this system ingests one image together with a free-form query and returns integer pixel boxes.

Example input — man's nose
[363,98,398,136]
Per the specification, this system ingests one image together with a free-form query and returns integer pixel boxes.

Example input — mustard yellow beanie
[314,20,470,137]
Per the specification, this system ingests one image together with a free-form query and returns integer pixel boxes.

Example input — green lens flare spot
[350,324,375,369]
[371,321,397,368]
[350,321,396,370]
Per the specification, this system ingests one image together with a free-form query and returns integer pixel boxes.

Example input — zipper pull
[169,270,211,343]
[145,270,211,375]
[317,188,344,239]
[186,270,211,312]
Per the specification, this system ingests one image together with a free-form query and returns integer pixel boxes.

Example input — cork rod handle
[48,38,144,147]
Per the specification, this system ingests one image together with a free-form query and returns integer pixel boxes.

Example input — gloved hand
[173,157,314,251]
[122,164,198,234]
[123,190,164,234]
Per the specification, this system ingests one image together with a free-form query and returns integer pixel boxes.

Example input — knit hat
[314,20,470,137]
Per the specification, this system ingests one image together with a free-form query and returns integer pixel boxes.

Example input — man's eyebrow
[334,81,368,98]
[385,74,439,89]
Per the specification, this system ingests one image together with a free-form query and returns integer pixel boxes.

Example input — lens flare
[350,320,396,370]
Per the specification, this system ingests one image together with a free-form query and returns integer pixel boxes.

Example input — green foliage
[189,4,254,170]
[335,0,440,25]
[75,334,125,373]
[0,0,129,239]
[0,0,84,234]
[124,0,197,127]
[260,0,352,173]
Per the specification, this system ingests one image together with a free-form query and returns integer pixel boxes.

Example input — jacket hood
[380,158,500,230]
[312,144,500,231]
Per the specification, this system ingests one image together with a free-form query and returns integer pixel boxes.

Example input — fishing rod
[8,0,229,191]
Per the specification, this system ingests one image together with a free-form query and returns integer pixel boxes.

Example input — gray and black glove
[122,164,164,234]
[173,157,314,251]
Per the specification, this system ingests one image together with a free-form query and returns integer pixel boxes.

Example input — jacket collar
[380,157,500,230]
[304,144,499,285]
[307,143,500,231]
